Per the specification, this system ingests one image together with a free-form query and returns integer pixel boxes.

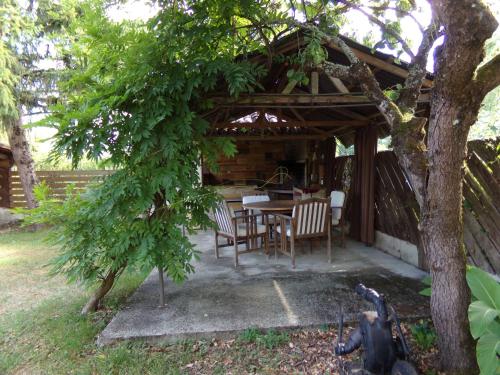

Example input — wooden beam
[327,74,350,93]
[311,71,319,95]
[208,134,326,141]
[289,107,306,122]
[327,42,433,88]
[331,108,369,121]
[211,119,368,129]
[211,93,430,105]
[282,79,298,94]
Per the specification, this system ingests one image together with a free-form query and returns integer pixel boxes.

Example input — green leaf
[419,287,431,297]
[422,275,431,286]
[469,300,500,338]
[476,321,500,375]
[467,267,500,310]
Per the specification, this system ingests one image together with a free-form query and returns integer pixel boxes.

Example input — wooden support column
[322,137,337,197]
[350,125,377,244]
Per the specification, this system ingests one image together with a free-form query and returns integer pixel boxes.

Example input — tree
[26,0,269,314]
[0,0,78,208]
[27,1,499,372]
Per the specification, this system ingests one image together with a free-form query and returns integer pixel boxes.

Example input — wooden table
[242,199,296,212]
[243,200,296,255]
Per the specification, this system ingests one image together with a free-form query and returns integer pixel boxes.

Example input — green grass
[0,230,298,374]
[0,229,200,374]
[238,328,289,349]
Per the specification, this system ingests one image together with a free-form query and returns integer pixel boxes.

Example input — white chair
[241,193,270,224]
[330,190,346,247]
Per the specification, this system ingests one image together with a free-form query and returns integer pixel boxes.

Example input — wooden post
[158,267,165,307]
[350,126,377,244]
[322,137,337,197]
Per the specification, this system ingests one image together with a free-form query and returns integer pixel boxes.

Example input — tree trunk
[81,268,121,315]
[6,115,38,209]
[422,2,498,372]
[421,102,478,373]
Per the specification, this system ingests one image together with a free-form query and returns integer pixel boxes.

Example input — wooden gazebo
[202,32,431,246]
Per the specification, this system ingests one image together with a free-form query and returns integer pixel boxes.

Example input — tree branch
[397,18,441,111]
[366,5,425,33]
[320,61,352,80]
[336,0,415,59]
[473,54,500,97]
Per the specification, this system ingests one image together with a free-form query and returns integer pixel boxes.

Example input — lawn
[0,229,438,374]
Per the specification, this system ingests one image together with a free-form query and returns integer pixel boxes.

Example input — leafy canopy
[26,0,288,287]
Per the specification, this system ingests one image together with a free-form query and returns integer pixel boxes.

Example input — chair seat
[276,224,291,237]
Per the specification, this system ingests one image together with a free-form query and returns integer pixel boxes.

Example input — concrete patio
[98,231,429,346]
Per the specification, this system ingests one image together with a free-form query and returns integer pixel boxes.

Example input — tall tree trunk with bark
[6,114,38,209]
[421,109,476,373]
[419,1,499,372]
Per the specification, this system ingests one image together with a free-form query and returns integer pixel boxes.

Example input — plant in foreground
[410,320,437,351]
[466,266,500,375]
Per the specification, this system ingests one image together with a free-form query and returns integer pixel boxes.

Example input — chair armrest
[231,213,264,222]
[272,213,293,221]
[233,209,247,216]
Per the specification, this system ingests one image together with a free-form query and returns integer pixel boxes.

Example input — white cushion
[330,191,345,222]
[242,194,270,205]
[236,223,267,236]
[330,190,345,207]
[276,224,291,237]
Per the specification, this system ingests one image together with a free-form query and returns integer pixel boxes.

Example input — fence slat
[8,170,113,208]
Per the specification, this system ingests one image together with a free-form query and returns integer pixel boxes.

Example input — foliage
[238,328,289,349]
[410,320,437,351]
[239,327,261,343]
[0,0,79,125]
[20,0,285,304]
[466,266,500,375]
[419,275,432,297]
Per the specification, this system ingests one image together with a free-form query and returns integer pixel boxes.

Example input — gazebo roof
[204,31,432,145]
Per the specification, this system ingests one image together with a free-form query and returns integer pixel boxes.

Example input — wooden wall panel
[205,141,286,185]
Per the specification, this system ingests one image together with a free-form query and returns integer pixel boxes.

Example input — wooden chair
[330,190,346,247]
[273,198,331,268]
[213,200,269,267]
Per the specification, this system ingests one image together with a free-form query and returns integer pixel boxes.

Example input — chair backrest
[214,200,234,235]
[330,190,346,221]
[292,198,330,237]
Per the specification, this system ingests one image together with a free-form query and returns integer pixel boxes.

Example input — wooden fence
[9,170,113,208]
[463,139,500,274]
[330,138,499,274]
[374,151,421,247]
